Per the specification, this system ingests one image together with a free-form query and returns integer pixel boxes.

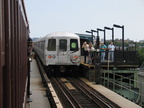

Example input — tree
[137,47,144,66]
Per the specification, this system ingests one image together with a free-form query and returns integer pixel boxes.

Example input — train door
[69,39,80,64]
[58,39,68,63]
[47,38,57,64]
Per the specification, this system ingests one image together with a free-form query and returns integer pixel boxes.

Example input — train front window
[59,39,67,51]
[70,39,78,51]
[47,39,56,51]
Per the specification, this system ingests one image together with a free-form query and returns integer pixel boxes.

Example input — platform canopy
[76,33,95,42]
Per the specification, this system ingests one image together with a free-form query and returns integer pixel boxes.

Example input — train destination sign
[71,42,77,48]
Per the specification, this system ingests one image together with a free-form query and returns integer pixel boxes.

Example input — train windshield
[59,39,67,51]
[47,39,56,51]
[70,39,78,51]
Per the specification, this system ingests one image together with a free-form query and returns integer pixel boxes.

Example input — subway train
[34,32,81,72]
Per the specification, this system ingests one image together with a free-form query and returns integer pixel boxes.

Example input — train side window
[41,41,45,50]
[47,39,56,51]
[59,39,67,51]
[38,43,40,48]
[70,39,78,51]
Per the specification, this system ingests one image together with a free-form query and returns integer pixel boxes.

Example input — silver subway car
[34,32,81,72]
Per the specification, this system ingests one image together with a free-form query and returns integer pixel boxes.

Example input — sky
[24,0,144,41]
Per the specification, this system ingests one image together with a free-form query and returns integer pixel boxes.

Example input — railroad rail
[68,77,121,108]
[36,55,121,108]
[49,76,121,108]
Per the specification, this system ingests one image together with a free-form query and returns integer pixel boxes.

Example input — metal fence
[101,71,144,107]
[139,62,144,72]
[87,50,138,65]
[114,50,138,64]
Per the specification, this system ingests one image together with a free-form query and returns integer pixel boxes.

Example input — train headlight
[70,55,80,63]
[73,56,79,59]
[48,55,56,59]
[48,55,52,59]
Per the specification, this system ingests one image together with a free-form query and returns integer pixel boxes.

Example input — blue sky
[25,0,144,41]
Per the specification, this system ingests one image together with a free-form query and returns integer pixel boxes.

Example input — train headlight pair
[48,55,56,59]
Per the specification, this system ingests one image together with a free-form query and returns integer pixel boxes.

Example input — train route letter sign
[71,42,77,48]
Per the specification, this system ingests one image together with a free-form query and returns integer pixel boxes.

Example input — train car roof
[47,32,79,38]
[34,32,79,42]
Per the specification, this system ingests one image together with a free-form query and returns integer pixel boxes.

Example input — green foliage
[137,47,144,66]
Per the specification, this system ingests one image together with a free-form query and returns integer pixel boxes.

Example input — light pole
[86,30,93,44]
[91,29,99,36]
[113,24,124,50]
[97,28,105,44]
[91,29,98,36]
[91,29,101,84]
[104,27,114,43]
[91,29,99,49]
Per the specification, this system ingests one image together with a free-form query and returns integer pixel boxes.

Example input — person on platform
[89,42,94,47]
[100,42,107,62]
[87,43,95,64]
[27,37,33,61]
[82,41,89,63]
[108,42,115,62]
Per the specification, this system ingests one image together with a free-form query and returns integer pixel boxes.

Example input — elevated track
[36,55,121,108]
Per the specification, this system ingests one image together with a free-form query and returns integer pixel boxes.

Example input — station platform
[80,78,142,108]
[80,56,139,68]
[27,59,51,108]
